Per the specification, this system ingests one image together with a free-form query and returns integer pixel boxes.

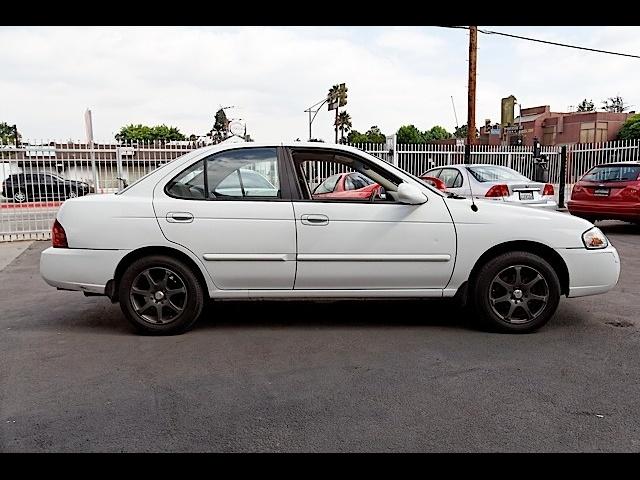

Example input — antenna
[464,143,478,212]
[451,96,459,129]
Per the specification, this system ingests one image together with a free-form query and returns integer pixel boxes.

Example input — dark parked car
[2,172,92,203]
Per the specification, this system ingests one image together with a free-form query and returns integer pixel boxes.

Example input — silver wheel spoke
[529,293,548,302]
[491,294,511,305]
[137,300,155,314]
[524,273,544,289]
[166,301,183,314]
[155,304,164,323]
[166,286,186,297]
[514,266,522,285]
[143,270,158,288]
[520,301,533,319]
[504,302,517,320]
[131,286,151,296]
[494,277,512,290]
[160,270,170,289]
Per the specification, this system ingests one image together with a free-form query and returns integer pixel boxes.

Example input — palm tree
[335,111,352,144]
[327,84,348,143]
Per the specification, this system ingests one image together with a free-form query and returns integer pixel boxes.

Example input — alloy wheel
[129,267,188,325]
[489,264,549,324]
[13,191,26,202]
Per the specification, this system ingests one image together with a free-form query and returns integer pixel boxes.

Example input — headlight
[582,227,609,249]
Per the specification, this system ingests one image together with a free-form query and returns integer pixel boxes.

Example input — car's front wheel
[118,255,205,335]
[471,251,561,333]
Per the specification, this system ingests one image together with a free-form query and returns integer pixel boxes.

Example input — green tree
[618,113,640,140]
[364,126,386,143]
[577,99,595,112]
[115,124,186,142]
[347,130,367,143]
[115,124,153,142]
[211,108,230,142]
[151,124,186,141]
[454,124,468,139]
[348,126,387,144]
[0,122,21,144]
[335,111,352,143]
[397,124,426,144]
[424,125,453,142]
[602,95,630,113]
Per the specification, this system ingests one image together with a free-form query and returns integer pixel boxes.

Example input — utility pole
[467,26,478,149]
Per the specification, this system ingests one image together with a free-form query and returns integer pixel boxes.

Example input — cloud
[0,26,638,143]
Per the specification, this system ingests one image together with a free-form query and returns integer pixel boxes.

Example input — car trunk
[572,179,640,204]
[503,182,549,204]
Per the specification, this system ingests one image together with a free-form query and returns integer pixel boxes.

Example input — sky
[1,26,639,143]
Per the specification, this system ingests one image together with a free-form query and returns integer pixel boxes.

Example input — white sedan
[422,164,558,209]
[40,143,620,335]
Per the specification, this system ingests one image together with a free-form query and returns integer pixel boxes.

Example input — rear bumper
[567,200,640,221]
[490,198,558,209]
[556,246,620,297]
[40,247,129,294]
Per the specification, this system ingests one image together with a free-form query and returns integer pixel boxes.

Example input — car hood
[443,196,595,248]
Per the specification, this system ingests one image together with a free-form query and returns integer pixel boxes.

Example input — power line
[440,26,640,60]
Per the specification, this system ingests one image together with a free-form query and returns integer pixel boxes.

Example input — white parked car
[40,143,620,335]
[422,164,557,209]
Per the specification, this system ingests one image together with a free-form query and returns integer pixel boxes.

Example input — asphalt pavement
[1,221,640,452]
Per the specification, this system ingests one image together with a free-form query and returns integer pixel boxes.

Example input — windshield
[582,165,640,183]
[467,165,530,182]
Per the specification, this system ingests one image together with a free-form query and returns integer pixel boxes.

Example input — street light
[304,97,329,141]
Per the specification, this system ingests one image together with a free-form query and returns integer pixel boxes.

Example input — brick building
[479,101,632,146]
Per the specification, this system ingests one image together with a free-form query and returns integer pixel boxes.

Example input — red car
[312,172,382,200]
[312,172,447,201]
[568,162,640,224]
[419,175,447,192]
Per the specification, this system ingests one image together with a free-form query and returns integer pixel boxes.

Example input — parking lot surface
[1,221,640,452]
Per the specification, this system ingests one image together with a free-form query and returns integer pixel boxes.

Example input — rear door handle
[301,214,329,226]
[166,212,194,223]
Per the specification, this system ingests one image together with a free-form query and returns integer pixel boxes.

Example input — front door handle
[301,214,329,226]
[166,212,194,223]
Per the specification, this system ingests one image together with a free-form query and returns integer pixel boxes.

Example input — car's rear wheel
[67,189,78,199]
[471,251,561,333]
[118,255,204,335]
[13,190,27,203]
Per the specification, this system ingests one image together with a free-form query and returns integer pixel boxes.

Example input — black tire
[118,255,205,335]
[471,251,561,333]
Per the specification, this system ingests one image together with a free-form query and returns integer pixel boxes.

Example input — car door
[153,146,297,290]
[287,147,456,291]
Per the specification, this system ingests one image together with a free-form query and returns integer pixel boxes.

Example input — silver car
[422,164,557,209]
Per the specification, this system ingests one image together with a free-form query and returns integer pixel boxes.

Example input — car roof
[588,161,640,167]
[179,141,376,153]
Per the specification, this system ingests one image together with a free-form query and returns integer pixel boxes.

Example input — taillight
[52,219,68,248]
[543,184,554,196]
[572,184,584,194]
[485,184,510,197]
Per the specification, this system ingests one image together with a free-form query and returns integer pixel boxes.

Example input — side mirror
[397,182,427,205]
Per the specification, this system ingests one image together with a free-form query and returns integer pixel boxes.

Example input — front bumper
[40,247,129,294]
[556,245,620,297]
